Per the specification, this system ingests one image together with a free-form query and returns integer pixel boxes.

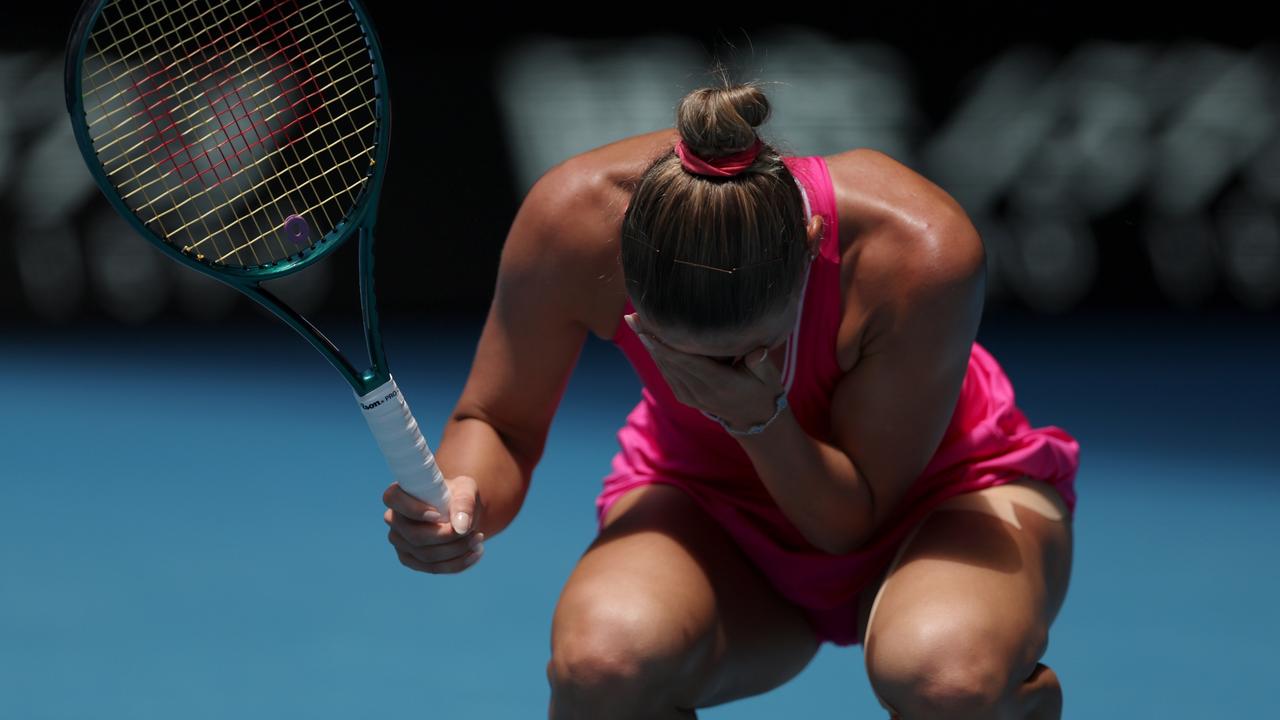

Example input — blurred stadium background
[2,2,1278,325]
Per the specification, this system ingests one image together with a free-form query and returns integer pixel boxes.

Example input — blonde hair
[621,69,810,333]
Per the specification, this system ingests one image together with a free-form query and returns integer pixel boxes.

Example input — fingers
[395,550,480,574]
[656,358,699,405]
[642,334,712,377]
[625,313,707,404]
[384,507,456,546]
[384,508,486,574]
[744,345,781,386]
[623,312,647,337]
[624,313,782,421]
[383,475,487,575]
[445,475,480,536]
[384,474,484,535]
[387,522,486,564]
[660,351,715,392]
[383,483,444,522]
[393,544,485,574]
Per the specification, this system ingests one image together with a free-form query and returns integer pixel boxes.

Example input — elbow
[447,410,543,480]
[812,526,866,556]
[811,477,877,555]
[809,534,846,556]
[806,509,870,555]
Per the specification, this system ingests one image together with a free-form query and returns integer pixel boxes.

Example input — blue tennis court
[1,308,1275,718]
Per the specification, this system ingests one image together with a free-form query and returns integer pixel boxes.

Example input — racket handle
[356,376,453,513]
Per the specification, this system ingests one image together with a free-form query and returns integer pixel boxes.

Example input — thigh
[552,482,820,709]
[855,477,1073,700]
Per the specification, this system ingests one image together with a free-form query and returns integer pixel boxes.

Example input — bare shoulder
[823,147,980,258]
[508,128,680,338]
[821,148,986,369]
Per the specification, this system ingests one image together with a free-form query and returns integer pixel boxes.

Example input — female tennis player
[381,77,1079,719]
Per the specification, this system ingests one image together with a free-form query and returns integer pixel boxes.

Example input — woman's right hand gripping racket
[64,0,482,568]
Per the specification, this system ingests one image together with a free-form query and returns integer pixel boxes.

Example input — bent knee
[549,591,711,703]
[867,615,1047,719]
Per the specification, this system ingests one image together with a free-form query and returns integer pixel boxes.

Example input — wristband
[705,392,789,436]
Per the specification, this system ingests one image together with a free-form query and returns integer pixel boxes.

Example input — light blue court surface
[1,309,1276,718]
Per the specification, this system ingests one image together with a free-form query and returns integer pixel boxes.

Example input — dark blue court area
[2,309,1276,718]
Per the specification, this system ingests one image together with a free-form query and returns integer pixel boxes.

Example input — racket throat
[242,283,371,392]
[358,225,392,385]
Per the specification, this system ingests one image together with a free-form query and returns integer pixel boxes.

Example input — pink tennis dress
[596,155,1080,647]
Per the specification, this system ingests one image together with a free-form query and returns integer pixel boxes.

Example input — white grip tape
[356,376,452,513]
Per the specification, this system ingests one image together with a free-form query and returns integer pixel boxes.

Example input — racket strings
[86,0,320,265]
[79,0,379,268]
[105,0,282,265]
[130,0,368,257]
[109,33,369,216]
[115,8,369,251]
[90,2,323,172]
[161,0,322,265]
[85,2,241,261]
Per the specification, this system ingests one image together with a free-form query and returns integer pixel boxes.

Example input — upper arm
[829,210,987,543]
[448,163,599,475]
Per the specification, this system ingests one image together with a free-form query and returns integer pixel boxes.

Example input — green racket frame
[64,0,394,397]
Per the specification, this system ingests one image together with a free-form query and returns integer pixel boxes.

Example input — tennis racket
[64,0,451,513]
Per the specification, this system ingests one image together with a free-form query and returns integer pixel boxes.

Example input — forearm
[735,408,874,554]
[433,415,532,539]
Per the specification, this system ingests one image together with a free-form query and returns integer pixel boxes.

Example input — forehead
[644,301,797,356]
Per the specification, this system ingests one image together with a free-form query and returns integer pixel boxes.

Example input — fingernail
[423,510,443,522]
[625,314,651,345]
[453,512,472,535]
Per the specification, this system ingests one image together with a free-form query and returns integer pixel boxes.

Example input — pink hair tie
[674,138,764,177]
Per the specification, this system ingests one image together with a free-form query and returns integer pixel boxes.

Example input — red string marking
[126,3,293,183]
[270,0,324,144]
[166,4,303,188]
[173,5,327,190]
[124,2,298,129]
[196,18,252,188]
[188,2,305,189]
[170,1,324,190]
[134,65,204,187]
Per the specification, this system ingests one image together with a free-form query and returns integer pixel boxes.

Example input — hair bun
[675,81,771,159]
